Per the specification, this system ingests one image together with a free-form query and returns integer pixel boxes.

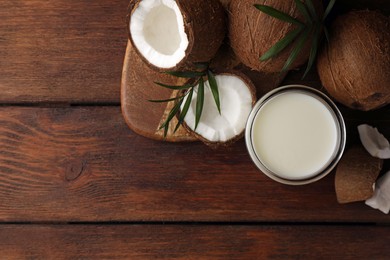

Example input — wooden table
[0,0,389,259]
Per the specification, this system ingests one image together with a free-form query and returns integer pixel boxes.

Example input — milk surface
[252,91,338,180]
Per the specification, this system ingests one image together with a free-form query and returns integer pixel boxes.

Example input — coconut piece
[228,0,323,72]
[335,146,383,204]
[182,72,256,146]
[317,10,390,111]
[366,171,390,214]
[121,41,197,142]
[127,0,226,71]
[358,124,390,159]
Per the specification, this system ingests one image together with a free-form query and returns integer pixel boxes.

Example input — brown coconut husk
[335,146,383,204]
[181,71,257,148]
[228,0,323,73]
[317,10,390,111]
[210,41,288,96]
[121,41,197,142]
[127,0,226,72]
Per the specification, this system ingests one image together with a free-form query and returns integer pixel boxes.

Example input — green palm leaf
[254,4,304,26]
[161,97,184,137]
[154,82,193,90]
[281,29,310,72]
[294,0,312,23]
[260,27,303,61]
[165,71,205,78]
[305,0,317,21]
[324,0,336,20]
[195,78,204,130]
[302,27,320,78]
[174,88,193,133]
[148,95,185,103]
[207,70,221,115]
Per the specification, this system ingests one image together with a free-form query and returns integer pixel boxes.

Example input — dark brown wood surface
[0,225,389,259]
[0,106,388,223]
[0,0,128,104]
[1,0,390,258]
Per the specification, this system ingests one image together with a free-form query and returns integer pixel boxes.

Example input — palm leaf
[323,0,336,20]
[195,78,204,130]
[165,71,205,78]
[294,0,312,23]
[305,0,317,21]
[161,97,183,137]
[160,97,183,130]
[148,95,185,103]
[254,4,304,26]
[302,27,320,78]
[154,82,193,90]
[324,26,330,43]
[174,88,193,133]
[207,70,221,115]
[260,27,303,61]
[281,29,310,72]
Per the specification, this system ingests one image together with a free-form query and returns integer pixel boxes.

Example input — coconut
[181,72,256,147]
[228,0,323,72]
[121,41,197,142]
[317,10,390,111]
[127,0,226,71]
[335,146,383,204]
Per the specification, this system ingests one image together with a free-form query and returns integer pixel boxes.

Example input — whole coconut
[229,0,323,73]
[317,10,390,111]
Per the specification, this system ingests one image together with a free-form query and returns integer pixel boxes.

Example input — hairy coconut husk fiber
[229,0,323,73]
[317,10,390,111]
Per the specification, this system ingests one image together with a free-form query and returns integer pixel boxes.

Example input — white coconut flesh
[130,0,189,68]
[183,75,253,142]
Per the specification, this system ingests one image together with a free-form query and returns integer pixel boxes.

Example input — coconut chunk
[130,0,189,69]
[183,74,255,144]
[335,146,382,204]
[358,124,390,159]
[366,171,390,214]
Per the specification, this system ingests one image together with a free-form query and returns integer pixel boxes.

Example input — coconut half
[182,73,256,145]
[128,0,226,71]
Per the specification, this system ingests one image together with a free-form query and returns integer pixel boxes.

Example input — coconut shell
[317,10,390,111]
[335,146,383,204]
[127,0,226,72]
[121,41,197,142]
[228,0,323,73]
[182,71,257,148]
[209,41,288,96]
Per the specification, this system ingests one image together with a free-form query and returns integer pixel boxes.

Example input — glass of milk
[245,85,346,185]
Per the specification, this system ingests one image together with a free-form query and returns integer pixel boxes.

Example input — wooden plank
[0,0,128,103]
[0,225,389,259]
[0,107,389,222]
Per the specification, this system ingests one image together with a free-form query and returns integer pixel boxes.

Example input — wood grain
[0,225,389,259]
[0,106,388,223]
[0,0,128,103]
